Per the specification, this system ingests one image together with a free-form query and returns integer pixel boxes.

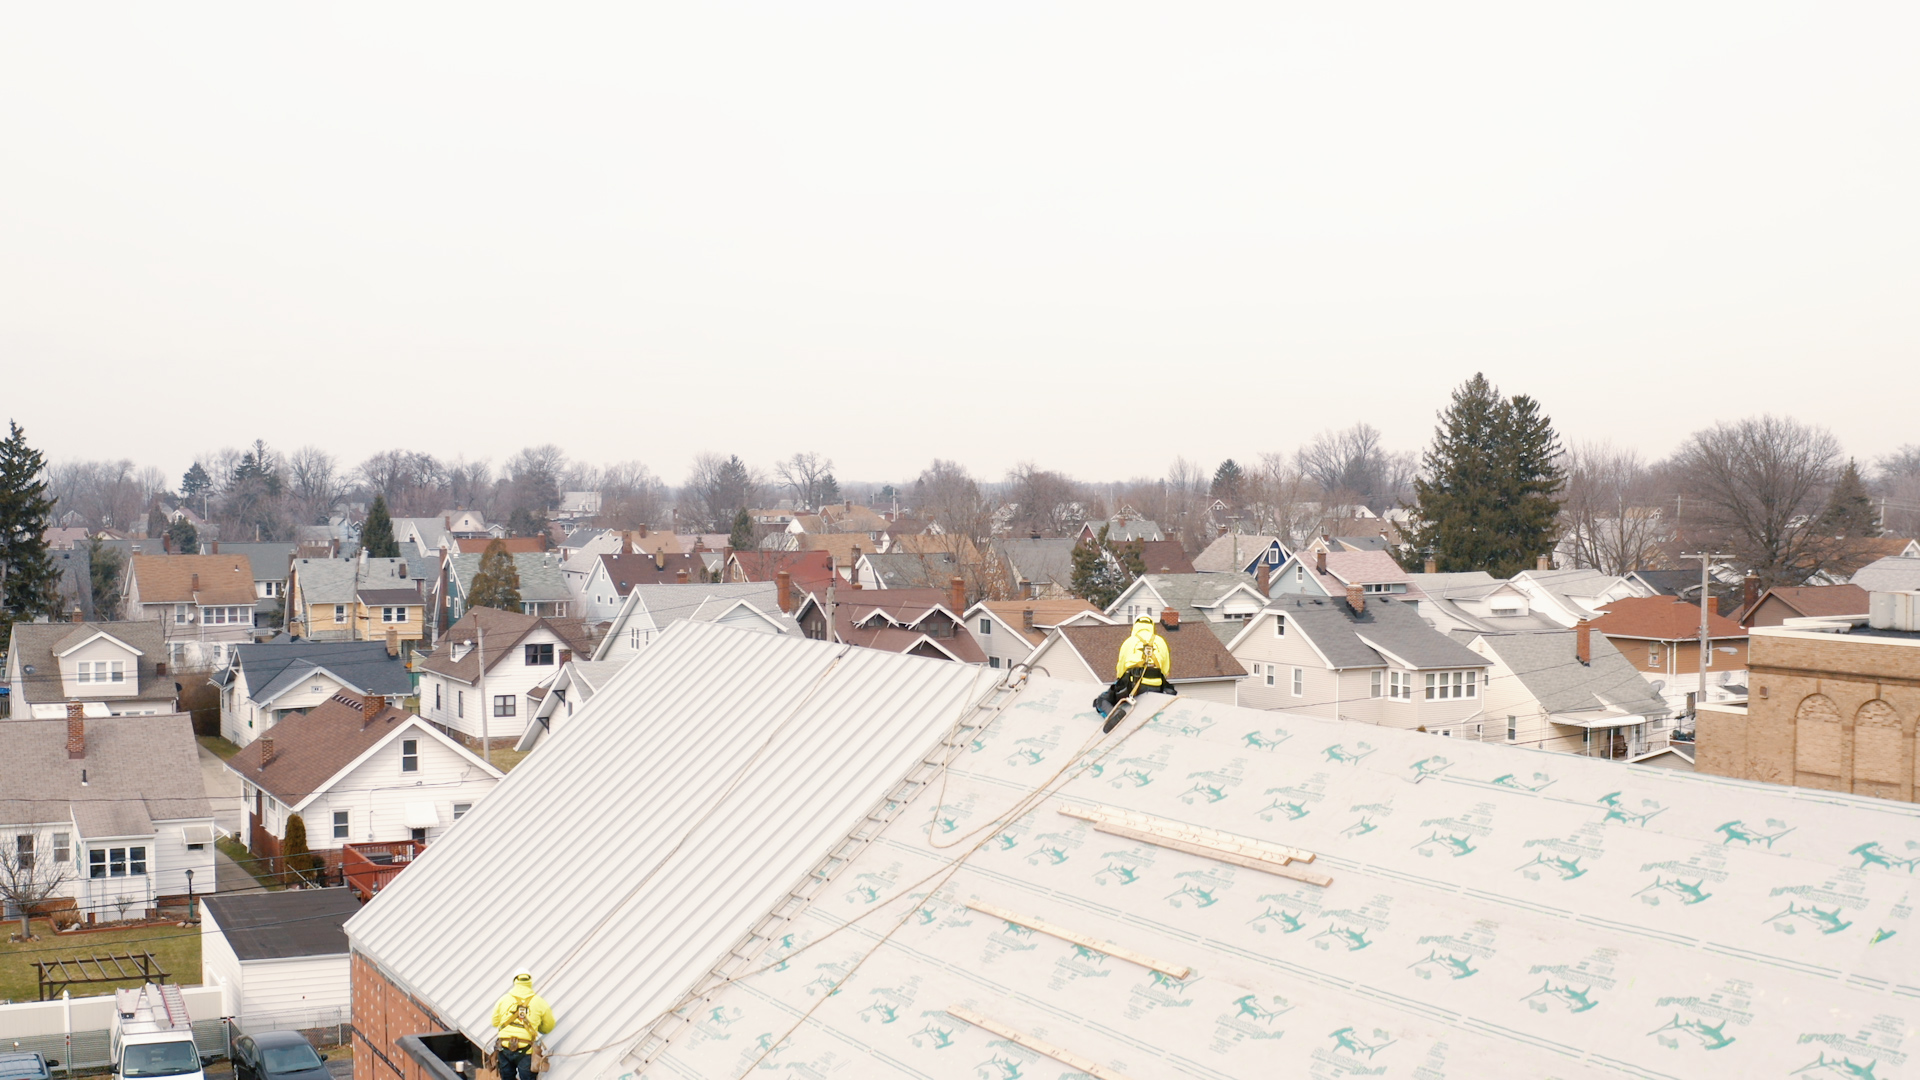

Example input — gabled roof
[344,622,994,1080]
[1054,621,1247,681]
[215,543,298,581]
[994,537,1077,586]
[857,551,958,589]
[1,714,210,836]
[1852,555,1920,593]
[796,588,988,663]
[357,587,423,606]
[1191,534,1288,573]
[1592,596,1746,641]
[1238,594,1488,670]
[290,557,416,605]
[595,583,800,660]
[419,608,597,683]
[203,888,360,960]
[392,517,453,552]
[1472,629,1668,718]
[128,554,257,604]
[1082,514,1164,542]
[451,536,548,556]
[226,693,498,808]
[447,551,572,603]
[1280,549,1424,598]
[5,621,172,705]
[225,641,414,705]
[52,628,144,659]
[1134,539,1195,574]
[969,599,1106,646]
[1124,572,1263,616]
[1745,583,1870,625]
[594,551,710,592]
[728,549,838,594]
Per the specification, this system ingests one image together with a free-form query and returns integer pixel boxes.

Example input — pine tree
[180,462,213,500]
[167,516,199,555]
[1404,374,1565,577]
[146,500,169,540]
[0,421,62,652]
[818,473,841,507]
[467,539,523,612]
[506,506,549,541]
[89,536,125,621]
[1821,459,1879,537]
[729,508,755,552]
[282,813,315,886]
[1068,526,1147,609]
[1211,459,1246,503]
[362,495,400,558]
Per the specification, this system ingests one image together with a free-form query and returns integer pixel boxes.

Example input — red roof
[600,551,710,591]
[1136,540,1195,575]
[1592,596,1746,640]
[729,550,837,594]
[451,536,547,556]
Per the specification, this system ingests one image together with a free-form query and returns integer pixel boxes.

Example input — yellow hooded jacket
[1114,617,1172,686]
[492,977,556,1048]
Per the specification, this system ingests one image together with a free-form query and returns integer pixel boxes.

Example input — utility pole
[477,625,490,766]
[1680,551,1729,725]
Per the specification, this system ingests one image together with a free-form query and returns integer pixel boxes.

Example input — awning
[182,825,215,845]
[1549,711,1662,731]
[404,802,442,829]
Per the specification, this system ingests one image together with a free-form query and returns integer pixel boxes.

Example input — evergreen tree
[361,495,400,558]
[506,506,549,541]
[818,473,841,507]
[1821,459,1880,537]
[1404,373,1565,577]
[1211,459,1246,503]
[0,421,62,651]
[167,516,199,555]
[180,462,213,501]
[729,508,755,552]
[1068,525,1148,609]
[89,536,125,621]
[282,813,316,886]
[146,500,169,540]
[467,539,523,612]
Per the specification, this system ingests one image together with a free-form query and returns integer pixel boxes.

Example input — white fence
[0,985,359,1073]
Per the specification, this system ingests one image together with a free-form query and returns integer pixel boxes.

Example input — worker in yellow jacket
[491,970,556,1080]
[1094,615,1176,729]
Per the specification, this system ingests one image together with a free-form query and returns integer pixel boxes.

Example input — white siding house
[202,889,357,1030]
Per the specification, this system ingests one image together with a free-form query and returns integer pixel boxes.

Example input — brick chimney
[1537,553,1552,572]
[1575,618,1592,664]
[1315,549,1327,574]
[66,701,86,759]
[1022,608,1034,631]
[1346,583,1365,616]
[1424,555,1437,575]
[949,576,966,616]
[1256,562,1270,595]
[675,567,690,584]
[1743,572,1760,614]
[210,539,219,554]
[1160,608,1180,630]
[361,692,382,728]
[386,626,399,657]
[260,734,276,765]
[850,547,862,590]
[191,572,200,592]
[654,549,666,571]
[776,570,793,613]
[163,533,171,553]
[560,649,572,665]
[70,605,84,623]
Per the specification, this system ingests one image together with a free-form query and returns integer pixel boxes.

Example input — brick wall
[352,953,448,1080]
[1696,631,1920,803]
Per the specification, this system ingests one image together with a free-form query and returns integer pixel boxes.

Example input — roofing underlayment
[354,623,1920,1080]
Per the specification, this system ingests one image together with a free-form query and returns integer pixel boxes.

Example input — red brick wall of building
[351,953,448,1080]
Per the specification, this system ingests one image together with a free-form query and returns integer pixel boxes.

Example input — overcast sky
[3,5,1916,486]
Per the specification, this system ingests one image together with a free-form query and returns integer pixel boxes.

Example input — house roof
[858,551,958,589]
[1287,549,1424,598]
[1592,596,1746,641]
[128,554,257,605]
[596,551,710,591]
[602,583,801,650]
[1056,620,1247,681]
[290,557,417,605]
[360,641,1920,1080]
[1852,555,1920,593]
[1745,583,1871,624]
[220,641,414,704]
[994,537,1078,586]
[419,608,597,683]
[0,714,210,836]
[343,622,994,1080]
[1625,569,1697,596]
[6,620,172,706]
[972,599,1105,645]
[216,543,298,581]
[1132,572,1263,615]
[1191,533,1287,573]
[357,588,423,606]
[447,551,572,603]
[793,532,885,568]
[1256,594,1488,670]
[225,693,426,805]
[1085,514,1164,542]
[451,536,548,556]
[203,888,361,960]
[728,550,838,594]
[797,588,987,663]
[392,517,453,552]
[1409,570,1500,596]
[1472,628,1669,718]
[1134,539,1195,574]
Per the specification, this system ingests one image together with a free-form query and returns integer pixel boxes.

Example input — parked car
[230,1034,328,1080]
[0,1052,57,1080]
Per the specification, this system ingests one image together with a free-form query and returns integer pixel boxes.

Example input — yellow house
[286,556,425,651]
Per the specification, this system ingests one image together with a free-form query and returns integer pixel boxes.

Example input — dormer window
[1274,614,1286,637]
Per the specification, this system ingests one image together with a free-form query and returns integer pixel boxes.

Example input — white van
[110,984,206,1080]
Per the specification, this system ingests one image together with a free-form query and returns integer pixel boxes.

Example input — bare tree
[0,830,74,939]
[1296,423,1414,514]
[1162,457,1211,553]
[1559,442,1672,574]
[1669,415,1850,588]
[681,453,762,533]
[355,450,447,516]
[444,458,495,517]
[286,446,339,525]
[503,445,567,512]
[910,460,999,601]
[1247,452,1322,548]
[775,452,835,512]
[599,461,667,530]
[1876,445,1920,539]
[1004,462,1083,537]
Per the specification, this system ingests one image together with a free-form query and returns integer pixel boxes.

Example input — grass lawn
[197,735,243,760]
[215,837,281,892]
[485,747,531,772]
[0,920,200,1004]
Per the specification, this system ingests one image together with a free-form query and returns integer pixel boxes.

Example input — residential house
[726,549,838,595]
[1106,572,1269,643]
[1698,594,1920,802]
[1590,595,1749,715]
[593,582,800,663]
[444,550,574,622]
[123,553,259,668]
[790,533,886,582]
[213,640,414,747]
[515,659,631,751]
[791,584,986,662]
[991,537,1078,600]
[5,620,177,717]
[416,607,597,744]
[216,542,298,627]
[1508,565,1649,626]
[814,500,892,540]
[556,529,629,609]
[201,888,358,1030]
[1624,568,1748,618]
[1225,591,1491,732]
[51,545,93,620]
[1191,533,1290,575]
[853,550,959,590]
[554,491,601,523]
[1741,583,1871,628]
[348,618,1920,1080]
[1134,539,1195,575]
[1852,555,1920,593]
[963,598,1107,670]
[2,711,214,922]
[574,551,712,624]
[43,526,92,550]
[285,556,425,650]
[1075,511,1163,545]
[226,692,502,863]
[1413,571,1564,638]
[1269,548,1424,602]
[449,536,548,556]
[1028,611,1248,702]
[1466,624,1671,759]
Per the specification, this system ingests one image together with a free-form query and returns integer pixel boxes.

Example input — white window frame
[1291,667,1304,697]
[452,803,472,821]
[333,810,350,839]
[1507,715,1518,742]
[1388,670,1412,701]
[1370,670,1382,698]
[1294,565,1304,582]
[383,606,407,623]
[1273,614,1286,637]
[1264,664,1275,687]
[1648,643,1662,669]
[334,604,348,623]
[979,618,992,636]
[494,695,516,717]
[401,738,419,772]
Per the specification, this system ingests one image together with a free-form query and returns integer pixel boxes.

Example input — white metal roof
[344,620,994,1080]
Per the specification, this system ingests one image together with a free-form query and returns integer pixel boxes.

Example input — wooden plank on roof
[945,1005,1134,1080]
[964,900,1190,979]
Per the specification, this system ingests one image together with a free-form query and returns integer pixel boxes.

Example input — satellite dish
[22,665,34,675]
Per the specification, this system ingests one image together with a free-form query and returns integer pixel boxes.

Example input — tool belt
[499,1038,532,1052]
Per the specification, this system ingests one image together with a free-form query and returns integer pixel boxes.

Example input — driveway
[200,740,244,835]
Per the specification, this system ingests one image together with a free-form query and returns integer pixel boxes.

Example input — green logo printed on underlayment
[1768,901,1853,935]
[909,1013,955,1049]
[1244,728,1292,751]
[1635,876,1713,906]
[1250,907,1306,934]
[1792,1052,1882,1079]
[1412,832,1477,858]
[1328,1027,1395,1059]
[1408,950,1478,980]
[1409,755,1451,780]
[1517,852,1587,880]
[1491,771,1555,792]
[1717,819,1794,847]
[1850,841,1920,873]
[1324,742,1377,765]
[1649,1015,1736,1051]
[1597,792,1666,827]
[1522,980,1598,1013]
[1342,816,1379,838]
[1312,923,1373,952]
[1234,994,1292,1024]
[974,1053,1024,1079]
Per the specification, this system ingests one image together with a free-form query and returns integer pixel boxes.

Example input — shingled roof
[1,714,210,837]
[1593,596,1746,640]
[129,553,257,605]
[225,693,419,806]
[418,608,597,684]
[1056,620,1248,681]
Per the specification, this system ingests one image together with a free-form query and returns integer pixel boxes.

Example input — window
[435,683,442,710]
[1491,607,1518,616]
[1648,644,1662,669]
[493,695,516,717]
[979,618,992,636]
[1273,614,1286,637]
[1475,723,1483,738]
[203,606,246,626]
[92,847,141,876]
[334,604,348,623]
[333,811,350,839]
[175,603,190,624]
[128,847,146,875]
[1370,670,1383,698]
[1224,611,1252,622]
[457,691,464,718]
[78,660,119,683]
[1705,643,1714,668]
[110,660,125,683]
[1507,715,1518,742]
[90,850,105,878]
[1438,728,1452,737]
[1295,565,1305,582]
[525,643,554,666]
[452,803,472,821]
[14,835,33,872]
[1424,671,1478,700]
[383,606,407,623]
[1388,670,1412,701]
[262,581,279,598]
[988,656,1001,669]
[1291,667,1304,697]
[1364,583,1392,594]
[53,832,70,863]
[1264,664,1275,687]
[402,738,419,771]
[411,827,428,843]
